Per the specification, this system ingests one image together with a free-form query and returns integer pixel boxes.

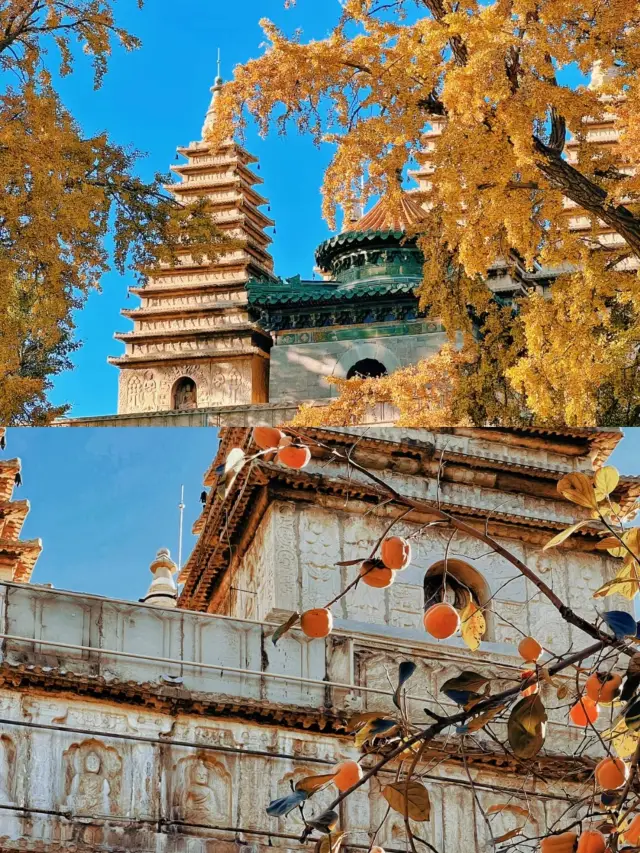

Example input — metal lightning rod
[177,485,185,571]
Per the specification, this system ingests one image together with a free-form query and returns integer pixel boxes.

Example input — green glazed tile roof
[247,274,419,307]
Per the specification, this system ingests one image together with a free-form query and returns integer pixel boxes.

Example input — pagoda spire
[202,48,224,141]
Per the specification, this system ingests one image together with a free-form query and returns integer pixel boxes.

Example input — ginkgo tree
[0,1,233,424]
[222,426,640,853]
[210,1,640,426]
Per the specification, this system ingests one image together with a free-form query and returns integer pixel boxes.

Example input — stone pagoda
[0,430,41,583]
[109,73,276,416]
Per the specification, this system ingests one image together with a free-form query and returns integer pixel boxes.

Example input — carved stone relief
[63,739,122,816]
[172,755,232,827]
[0,735,16,805]
[271,503,300,612]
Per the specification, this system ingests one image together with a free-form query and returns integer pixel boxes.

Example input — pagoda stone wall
[117,358,255,414]
[269,325,452,403]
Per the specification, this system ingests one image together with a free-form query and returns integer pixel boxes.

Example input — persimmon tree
[210,1,640,426]
[0,1,232,424]
[223,427,640,853]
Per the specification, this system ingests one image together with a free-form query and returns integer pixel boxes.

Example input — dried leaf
[466,704,505,732]
[594,559,640,600]
[354,718,397,748]
[460,599,486,652]
[315,831,345,853]
[602,610,637,639]
[382,781,431,821]
[508,694,547,759]
[493,828,524,843]
[596,537,626,554]
[595,467,620,501]
[557,473,598,509]
[604,719,640,759]
[348,711,390,732]
[272,612,300,645]
[441,671,490,705]
[295,772,338,793]
[556,683,569,701]
[394,661,417,709]
[307,809,339,834]
[266,789,308,817]
[543,520,592,551]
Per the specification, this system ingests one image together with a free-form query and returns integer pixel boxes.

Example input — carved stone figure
[173,756,231,826]
[142,370,157,410]
[127,373,143,412]
[63,740,121,816]
[174,378,198,410]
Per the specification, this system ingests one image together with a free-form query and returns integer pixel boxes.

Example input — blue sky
[49,1,342,418]
[5,427,640,602]
[9,427,220,600]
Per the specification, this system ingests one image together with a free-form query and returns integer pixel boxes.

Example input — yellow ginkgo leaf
[460,598,486,651]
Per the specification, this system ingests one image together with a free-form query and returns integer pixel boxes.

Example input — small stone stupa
[140,548,178,608]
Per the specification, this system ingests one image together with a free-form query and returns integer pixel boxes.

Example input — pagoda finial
[202,49,224,140]
[140,548,178,608]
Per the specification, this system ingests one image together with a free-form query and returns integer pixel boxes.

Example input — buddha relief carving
[172,755,231,827]
[63,739,122,816]
[0,735,16,805]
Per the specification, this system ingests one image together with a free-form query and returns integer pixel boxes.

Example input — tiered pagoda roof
[0,432,41,583]
[109,75,276,373]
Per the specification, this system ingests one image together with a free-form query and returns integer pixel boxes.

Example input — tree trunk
[533,135,640,258]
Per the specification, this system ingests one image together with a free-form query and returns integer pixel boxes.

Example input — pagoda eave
[176,141,258,165]
[108,346,269,368]
[121,300,247,320]
[114,323,270,344]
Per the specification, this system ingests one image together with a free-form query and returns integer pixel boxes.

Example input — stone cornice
[180,427,620,611]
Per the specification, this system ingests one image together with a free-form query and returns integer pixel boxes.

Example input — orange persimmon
[252,426,284,450]
[380,536,412,570]
[540,832,578,853]
[569,697,599,727]
[576,830,606,853]
[623,814,640,845]
[300,608,333,639]
[518,636,543,663]
[423,602,460,640]
[585,672,622,705]
[360,561,394,588]
[595,756,629,790]
[333,760,363,791]
[276,444,311,470]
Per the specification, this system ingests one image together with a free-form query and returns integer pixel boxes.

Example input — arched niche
[333,342,401,383]
[346,358,388,380]
[424,559,493,641]
[172,376,197,411]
